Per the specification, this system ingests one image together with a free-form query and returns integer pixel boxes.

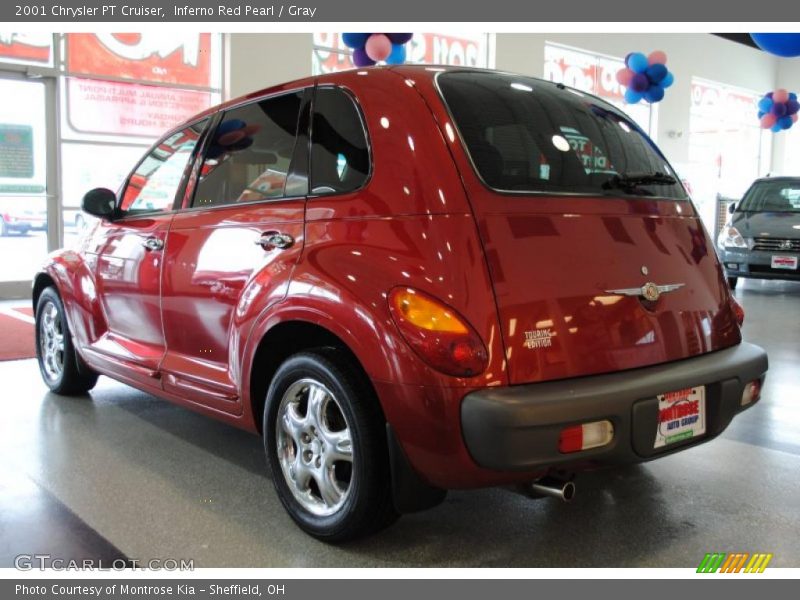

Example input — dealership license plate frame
[771,255,798,270]
[654,385,706,449]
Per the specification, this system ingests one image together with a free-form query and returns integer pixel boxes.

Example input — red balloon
[616,68,634,86]
[365,33,392,62]
[760,113,777,129]
[648,50,667,65]
[773,89,789,103]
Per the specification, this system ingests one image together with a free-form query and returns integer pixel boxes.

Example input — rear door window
[310,87,370,195]
[191,91,304,208]
[438,71,686,199]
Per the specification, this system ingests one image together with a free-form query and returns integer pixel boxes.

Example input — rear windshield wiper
[602,172,677,191]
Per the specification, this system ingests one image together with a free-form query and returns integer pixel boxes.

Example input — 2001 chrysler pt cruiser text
[33,66,768,541]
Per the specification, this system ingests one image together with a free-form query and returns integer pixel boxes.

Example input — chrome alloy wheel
[39,301,65,382]
[275,378,354,516]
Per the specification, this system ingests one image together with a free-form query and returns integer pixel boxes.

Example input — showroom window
[310,87,370,195]
[543,42,657,139]
[58,34,223,239]
[192,92,304,207]
[312,33,495,74]
[687,78,770,231]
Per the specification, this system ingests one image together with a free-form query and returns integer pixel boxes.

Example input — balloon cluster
[616,51,675,105]
[757,89,799,132]
[750,33,800,58]
[343,33,413,67]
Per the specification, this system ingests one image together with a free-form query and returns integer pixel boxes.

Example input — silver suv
[718,177,800,288]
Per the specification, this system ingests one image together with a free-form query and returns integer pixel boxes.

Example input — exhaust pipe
[524,477,576,502]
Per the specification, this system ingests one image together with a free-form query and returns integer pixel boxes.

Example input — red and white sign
[544,44,625,101]
[0,33,52,65]
[691,80,758,125]
[66,78,212,138]
[771,255,798,270]
[66,34,213,88]
[312,33,488,74]
[654,386,706,449]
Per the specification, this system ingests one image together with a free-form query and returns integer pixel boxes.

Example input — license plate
[654,386,706,449]
[771,255,798,270]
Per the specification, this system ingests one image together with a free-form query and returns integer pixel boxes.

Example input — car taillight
[558,420,615,454]
[731,297,745,326]
[741,379,762,406]
[388,287,488,378]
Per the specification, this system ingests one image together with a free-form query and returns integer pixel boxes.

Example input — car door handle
[255,232,294,250]
[142,237,164,251]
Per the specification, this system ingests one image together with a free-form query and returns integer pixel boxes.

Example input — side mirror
[82,188,117,219]
[728,202,736,214]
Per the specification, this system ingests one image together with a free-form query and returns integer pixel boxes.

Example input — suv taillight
[388,287,488,378]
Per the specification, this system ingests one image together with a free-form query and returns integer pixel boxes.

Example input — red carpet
[0,306,36,361]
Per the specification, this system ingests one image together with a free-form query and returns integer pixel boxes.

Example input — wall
[225,33,312,98]
[773,57,800,175]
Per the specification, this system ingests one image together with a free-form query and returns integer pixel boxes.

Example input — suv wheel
[35,287,99,395]
[264,350,397,542]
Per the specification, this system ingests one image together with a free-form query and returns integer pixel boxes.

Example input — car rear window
[738,180,800,212]
[438,71,687,200]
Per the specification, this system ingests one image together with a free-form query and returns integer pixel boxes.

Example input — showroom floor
[1,279,798,568]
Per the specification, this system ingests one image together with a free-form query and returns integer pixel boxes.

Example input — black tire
[35,287,98,395]
[728,276,739,290]
[264,350,397,542]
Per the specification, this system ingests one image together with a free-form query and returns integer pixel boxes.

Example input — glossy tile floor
[1,279,798,568]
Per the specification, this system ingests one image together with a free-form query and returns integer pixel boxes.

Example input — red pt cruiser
[34,67,768,541]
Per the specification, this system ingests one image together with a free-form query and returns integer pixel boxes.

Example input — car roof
[165,65,624,140]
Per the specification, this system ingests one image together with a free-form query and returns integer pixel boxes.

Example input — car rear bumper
[461,342,768,471]
[720,248,800,280]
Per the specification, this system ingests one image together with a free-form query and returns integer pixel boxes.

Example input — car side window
[192,92,304,208]
[310,87,370,195]
[119,119,208,215]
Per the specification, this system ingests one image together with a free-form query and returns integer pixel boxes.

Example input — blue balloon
[624,88,644,104]
[791,93,798,101]
[750,33,800,58]
[216,119,246,135]
[342,33,369,49]
[778,116,794,130]
[644,84,665,103]
[386,43,407,65]
[772,102,787,117]
[646,63,668,83]
[661,72,674,88]
[771,124,782,132]
[758,97,774,113]
[758,110,766,119]
[786,99,800,115]
[387,33,413,45]
[626,52,649,74]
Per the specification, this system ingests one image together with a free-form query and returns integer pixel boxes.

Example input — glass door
[0,74,54,298]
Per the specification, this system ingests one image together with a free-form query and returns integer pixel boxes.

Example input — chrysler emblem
[605,282,685,302]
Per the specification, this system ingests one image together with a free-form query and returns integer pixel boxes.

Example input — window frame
[113,115,213,221]
[181,86,313,213]
[307,83,373,200]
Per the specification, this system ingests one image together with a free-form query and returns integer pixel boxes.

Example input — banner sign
[691,80,759,125]
[67,34,213,87]
[313,32,489,74]
[0,33,52,65]
[544,44,625,102]
[66,78,212,138]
